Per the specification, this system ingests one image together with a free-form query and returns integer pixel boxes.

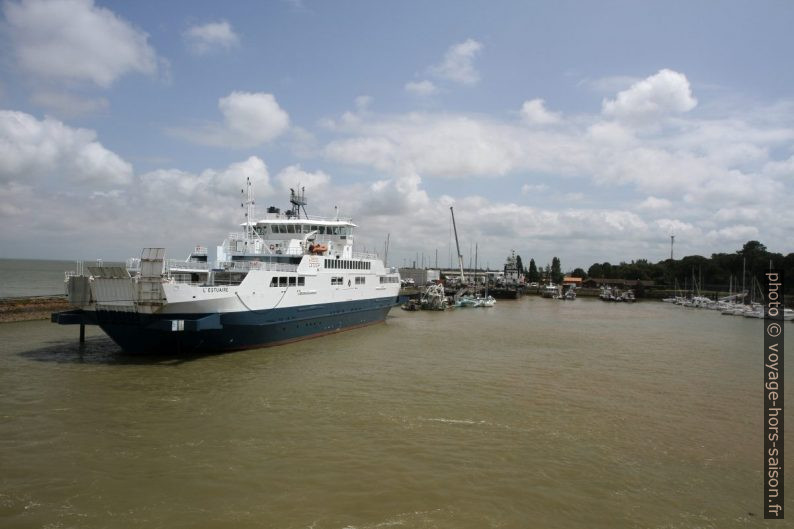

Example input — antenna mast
[242,177,256,241]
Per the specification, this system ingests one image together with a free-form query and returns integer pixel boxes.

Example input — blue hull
[87,296,399,354]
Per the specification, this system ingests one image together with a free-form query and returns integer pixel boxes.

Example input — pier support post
[79,323,85,343]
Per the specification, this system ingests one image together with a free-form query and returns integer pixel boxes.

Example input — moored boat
[55,185,401,353]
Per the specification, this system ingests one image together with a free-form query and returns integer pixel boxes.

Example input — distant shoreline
[0,295,70,323]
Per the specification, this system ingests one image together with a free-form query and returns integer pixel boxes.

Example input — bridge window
[288,277,296,286]
[298,277,305,286]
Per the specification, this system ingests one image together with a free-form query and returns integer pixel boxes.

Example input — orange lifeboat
[309,243,327,255]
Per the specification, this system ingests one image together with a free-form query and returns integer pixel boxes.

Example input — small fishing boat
[475,295,496,307]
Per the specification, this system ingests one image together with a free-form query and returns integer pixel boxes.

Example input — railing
[127,258,211,275]
[353,251,379,260]
[167,260,210,271]
[223,234,307,257]
[218,260,298,273]
[128,256,298,275]
[301,214,354,223]
[269,247,305,257]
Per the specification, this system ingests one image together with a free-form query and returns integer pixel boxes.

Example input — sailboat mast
[474,243,478,290]
[742,257,746,304]
[450,206,465,283]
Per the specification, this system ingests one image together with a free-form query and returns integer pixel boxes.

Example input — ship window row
[355,277,366,285]
[379,276,399,284]
[257,225,352,236]
[324,258,370,270]
[269,276,306,287]
[331,276,344,285]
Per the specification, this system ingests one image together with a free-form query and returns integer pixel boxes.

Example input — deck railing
[217,260,298,273]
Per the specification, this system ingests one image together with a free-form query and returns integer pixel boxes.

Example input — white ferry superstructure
[57,184,401,353]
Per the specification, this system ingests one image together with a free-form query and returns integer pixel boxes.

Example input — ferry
[56,184,401,353]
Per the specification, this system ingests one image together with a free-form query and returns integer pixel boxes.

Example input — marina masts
[474,243,478,287]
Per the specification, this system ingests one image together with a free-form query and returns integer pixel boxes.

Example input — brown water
[0,297,789,528]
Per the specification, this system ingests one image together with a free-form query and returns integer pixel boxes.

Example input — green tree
[515,254,524,276]
[528,258,539,282]
[576,240,791,301]
[551,257,563,284]
[571,267,587,278]
[587,263,603,278]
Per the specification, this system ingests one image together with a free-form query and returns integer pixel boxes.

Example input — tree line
[515,241,794,293]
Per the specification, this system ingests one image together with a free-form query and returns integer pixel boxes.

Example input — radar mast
[289,187,308,218]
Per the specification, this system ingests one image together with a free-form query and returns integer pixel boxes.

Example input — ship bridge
[219,187,360,262]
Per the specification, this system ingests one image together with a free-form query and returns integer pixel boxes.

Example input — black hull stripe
[88,296,398,354]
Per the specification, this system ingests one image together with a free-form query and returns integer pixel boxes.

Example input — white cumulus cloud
[706,225,760,243]
[172,91,290,148]
[183,20,240,54]
[520,99,561,125]
[602,69,697,125]
[0,110,132,185]
[3,0,158,87]
[431,39,483,85]
[275,165,331,194]
[140,156,272,201]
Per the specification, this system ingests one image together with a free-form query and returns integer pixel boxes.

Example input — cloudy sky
[1,0,793,270]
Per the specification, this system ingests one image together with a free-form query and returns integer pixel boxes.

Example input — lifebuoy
[348,279,351,286]
[270,244,275,250]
